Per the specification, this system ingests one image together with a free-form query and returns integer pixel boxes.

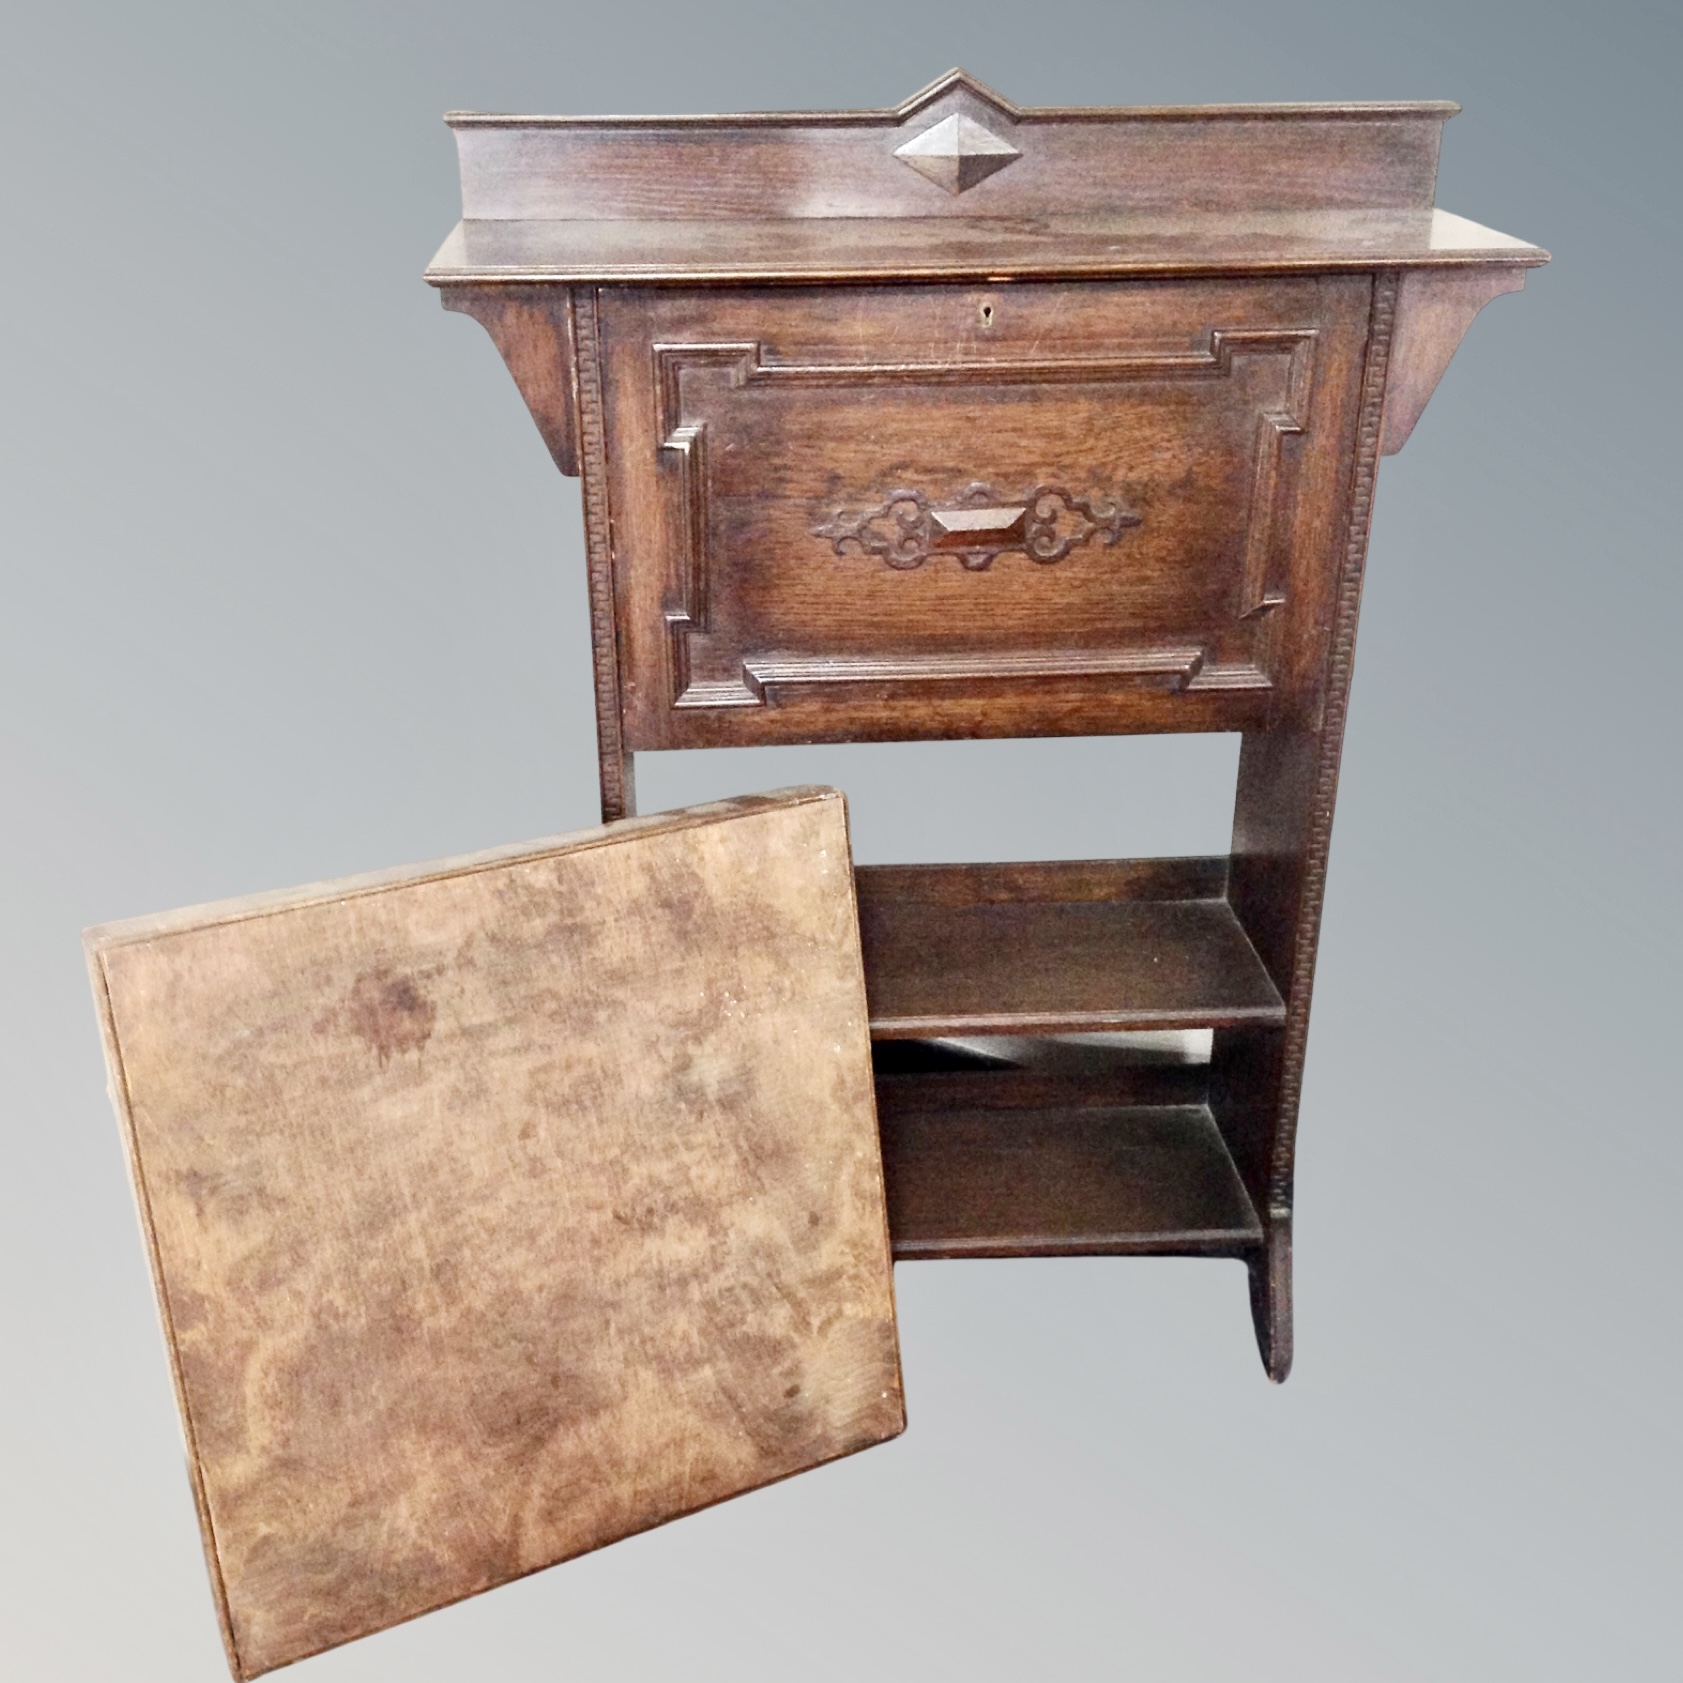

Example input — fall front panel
[596,277,1372,748]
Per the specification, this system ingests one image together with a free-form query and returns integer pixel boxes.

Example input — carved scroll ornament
[812,482,1141,571]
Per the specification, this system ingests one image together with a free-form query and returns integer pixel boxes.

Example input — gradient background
[4,3,1678,1678]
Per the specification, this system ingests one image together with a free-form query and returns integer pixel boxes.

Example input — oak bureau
[426,70,1546,1379]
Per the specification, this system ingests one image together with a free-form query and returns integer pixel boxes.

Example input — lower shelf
[877,1067,1262,1260]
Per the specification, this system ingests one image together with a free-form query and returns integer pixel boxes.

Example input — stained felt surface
[89,790,902,1679]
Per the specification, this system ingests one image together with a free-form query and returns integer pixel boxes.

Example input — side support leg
[1222,270,1400,1383]
[1247,1215,1293,1383]
[571,286,636,825]
[1209,1024,1290,1381]
[600,747,635,822]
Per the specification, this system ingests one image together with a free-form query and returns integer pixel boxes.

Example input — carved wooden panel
[596,277,1371,748]
[812,482,1142,571]
[86,789,901,1680]
[449,69,1454,224]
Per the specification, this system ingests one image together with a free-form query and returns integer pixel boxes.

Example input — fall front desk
[90,73,1544,1679]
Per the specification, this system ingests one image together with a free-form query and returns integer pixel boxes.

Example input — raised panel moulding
[655,333,1312,707]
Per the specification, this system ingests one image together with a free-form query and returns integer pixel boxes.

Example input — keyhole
[979,300,994,327]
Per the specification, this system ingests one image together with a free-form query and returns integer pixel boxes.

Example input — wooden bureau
[427,70,1545,1380]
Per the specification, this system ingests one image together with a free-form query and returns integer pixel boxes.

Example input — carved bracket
[812,483,1141,571]
[442,286,580,476]
[1382,267,1526,454]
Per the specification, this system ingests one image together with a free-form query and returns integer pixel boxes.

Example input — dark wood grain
[857,861,1283,1038]
[1382,265,1530,453]
[1215,269,1401,1381]
[859,855,1229,905]
[595,277,1367,749]
[432,72,1545,1387]
[877,1061,1212,1111]
[445,70,1452,223]
[441,285,579,475]
[428,208,1545,287]
[879,1095,1262,1258]
[572,287,636,820]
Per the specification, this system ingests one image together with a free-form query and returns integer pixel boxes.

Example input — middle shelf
[857,856,1285,1040]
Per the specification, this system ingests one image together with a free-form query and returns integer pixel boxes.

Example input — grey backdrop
[5,2,1678,1678]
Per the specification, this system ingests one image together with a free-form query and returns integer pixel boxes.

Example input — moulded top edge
[444,100,1463,130]
[421,209,1548,286]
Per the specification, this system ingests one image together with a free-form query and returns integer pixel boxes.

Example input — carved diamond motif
[893,113,1021,194]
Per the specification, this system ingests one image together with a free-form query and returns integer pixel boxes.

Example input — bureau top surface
[425,208,1544,285]
[426,69,1545,285]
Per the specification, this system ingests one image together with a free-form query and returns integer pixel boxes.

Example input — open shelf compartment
[857,856,1284,1039]
[876,1064,1263,1260]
